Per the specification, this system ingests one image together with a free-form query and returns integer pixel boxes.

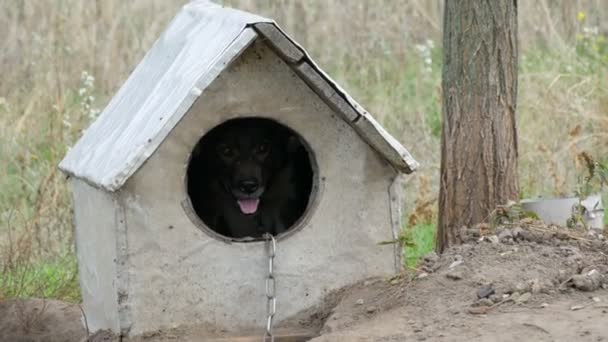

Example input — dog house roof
[59,0,419,191]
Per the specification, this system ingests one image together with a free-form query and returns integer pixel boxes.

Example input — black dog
[188,118,312,239]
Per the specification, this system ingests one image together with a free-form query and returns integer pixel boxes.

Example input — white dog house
[59,0,418,338]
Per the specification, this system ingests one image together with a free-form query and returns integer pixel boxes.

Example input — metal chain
[263,233,276,342]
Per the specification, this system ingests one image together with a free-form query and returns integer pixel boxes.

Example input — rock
[530,279,542,294]
[508,292,520,302]
[489,294,502,304]
[540,303,549,308]
[498,229,513,242]
[487,235,500,244]
[512,227,524,239]
[571,271,603,291]
[516,292,532,304]
[477,284,495,299]
[423,252,439,264]
[448,260,463,269]
[518,229,534,241]
[417,272,429,279]
[591,240,604,250]
[582,265,608,275]
[570,305,585,311]
[446,270,464,281]
[355,298,364,305]
[592,297,601,303]
[512,281,529,293]
[468,306,491,315]
[365,305,377,314]
[474,298,494,307]
[390,278,401,285]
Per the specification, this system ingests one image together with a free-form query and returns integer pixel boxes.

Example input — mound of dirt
[313,221,608,341]
[2,222,607,341]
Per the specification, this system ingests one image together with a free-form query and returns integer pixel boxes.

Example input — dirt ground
[1,221,607,342]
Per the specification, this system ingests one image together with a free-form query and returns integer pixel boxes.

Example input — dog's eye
[218,145,234,157]
[256,143,269,154]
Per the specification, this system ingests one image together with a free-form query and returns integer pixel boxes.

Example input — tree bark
[437,0,519,253]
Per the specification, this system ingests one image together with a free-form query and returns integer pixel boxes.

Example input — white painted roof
[59,0,418,191]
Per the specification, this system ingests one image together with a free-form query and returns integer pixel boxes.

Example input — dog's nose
[238,180,259,194]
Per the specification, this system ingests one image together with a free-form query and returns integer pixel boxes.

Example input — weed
[402,224,436,269]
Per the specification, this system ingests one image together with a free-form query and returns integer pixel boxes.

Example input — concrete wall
[71,179,120,333]
[119,39,399,335]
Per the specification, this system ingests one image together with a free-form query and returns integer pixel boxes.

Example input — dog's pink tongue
[237,198,260,215]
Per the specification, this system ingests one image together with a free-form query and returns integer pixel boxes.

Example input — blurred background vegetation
[1,0,607,301]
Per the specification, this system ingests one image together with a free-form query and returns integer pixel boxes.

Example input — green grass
[0,253,81,303]
[403,224,437,269]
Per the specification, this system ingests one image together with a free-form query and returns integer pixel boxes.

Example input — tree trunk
[437,0,519,253]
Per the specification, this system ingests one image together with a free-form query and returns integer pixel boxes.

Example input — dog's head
[204,118,290,215]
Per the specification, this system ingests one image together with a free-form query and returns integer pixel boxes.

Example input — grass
[0,1,607,302]
[403,224,437,269]
[0,253,80,303]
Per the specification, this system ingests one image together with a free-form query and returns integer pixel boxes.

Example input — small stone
[417,272,429,279]
[468,306,491,315]
[518,230,534,241]
[515,282,529,293]
[530,279,542,294]
[477,284,495,299]
[571,272,602,292]
[355,299,364,305]
[365,306,377,314]
[408,320,416,325]
[489,294,502,304]
[475,298,494,307]
[540,303,549,308]
[498,229,513,242]
[446,270,464,280]
[592,297,601,303]
[570,305,585,311]
[488,235,500,244]
[512,227,524,240]
[448,260,463,269]
[390,278,400,285]
[509,292,520,302]
[363,280,373,286]
[413,327,423,333]
[516,292,532,304]
[423,252,440,264]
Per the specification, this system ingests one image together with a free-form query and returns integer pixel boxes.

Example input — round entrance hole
[186,117,316,241]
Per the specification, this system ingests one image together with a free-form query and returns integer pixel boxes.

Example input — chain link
[263,233,276,342]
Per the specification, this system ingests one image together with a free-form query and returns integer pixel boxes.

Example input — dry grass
[0,0,607,300]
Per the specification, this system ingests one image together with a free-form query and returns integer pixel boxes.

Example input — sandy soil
[1,222,607,342]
